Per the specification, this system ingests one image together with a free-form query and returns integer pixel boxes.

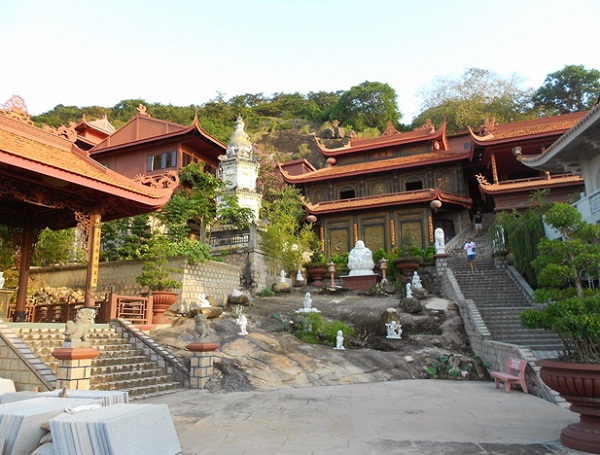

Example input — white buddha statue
[347,240,375,276]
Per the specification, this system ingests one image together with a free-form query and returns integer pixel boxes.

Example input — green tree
[532,64,600,115]
[101,215,153,262]
[32,228,84,266]
[414,68,534,133]
[328,81,401,131]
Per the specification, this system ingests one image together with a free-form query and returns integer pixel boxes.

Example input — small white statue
[235,305,248,335]
[197,293,211,308]
[279,270,287,283]
[296,269,304,282]
[347,240,375,276]
[303,292,312,309]
[334,330,345,350]
[405,282,413,298]
[386,321,403,339]
[435,228,446,254]
[411,272,422,290]
[236,314,248,335]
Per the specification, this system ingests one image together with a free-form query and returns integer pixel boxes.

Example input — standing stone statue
[405,282,413,298]
[303,292,312,309]
[435,228,446,254]
[347,240,375,276]
[334,330,345,350]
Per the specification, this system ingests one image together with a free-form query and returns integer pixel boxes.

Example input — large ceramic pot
[151,291,178,324]
[538,359,600,453]
[306,267,327,287]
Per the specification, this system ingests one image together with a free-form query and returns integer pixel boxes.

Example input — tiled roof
[471,112,587,144]
[91,114,226,155]
[519,103,600,170]
[316,122,446,156]
[282,150,470,183]
[304,189,471,214]
[477,173,583,195]
[0,114,171,200]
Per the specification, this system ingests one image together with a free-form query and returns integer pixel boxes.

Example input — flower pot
[151,291,178,324]
[306,267,327,287]
[394,262,420,279]
[537,359,600,453]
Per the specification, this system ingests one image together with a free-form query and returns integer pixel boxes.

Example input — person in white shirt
[464,237,477,272]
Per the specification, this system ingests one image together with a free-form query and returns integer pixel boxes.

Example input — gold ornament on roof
[136,103,149,116]
[1,95,33,124]
[475,173,491,186]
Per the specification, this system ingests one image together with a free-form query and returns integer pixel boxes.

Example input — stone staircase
[446,224,564,355]
[13,325,182,399]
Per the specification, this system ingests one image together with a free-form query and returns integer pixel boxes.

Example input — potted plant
[391,246,425,279]
[136,236,183,324]
[519,203,600,454]
[304,251,328,287]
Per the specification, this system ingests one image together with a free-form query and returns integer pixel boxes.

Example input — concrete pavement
[139,379,586,455]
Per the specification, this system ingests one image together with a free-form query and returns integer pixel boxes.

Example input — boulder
[272,281,292,293]
[379,308,401,336]
[400,297,422,314]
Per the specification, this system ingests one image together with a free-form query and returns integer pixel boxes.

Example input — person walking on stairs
[464,237,477,272]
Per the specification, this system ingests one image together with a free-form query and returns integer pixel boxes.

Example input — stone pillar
[186,342,219,389]
[434,254,449,276]
[51,347,100,391]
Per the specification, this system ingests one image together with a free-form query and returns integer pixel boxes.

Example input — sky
[1,0,599,122]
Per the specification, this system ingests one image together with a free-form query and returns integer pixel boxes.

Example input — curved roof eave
[303,189,471,214]
[281,150,471,184]
[519,103,600,170]
[315,123,446,157]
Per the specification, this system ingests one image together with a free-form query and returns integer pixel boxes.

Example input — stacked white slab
[0,378,16,395]
[0,397,102,455]
[49,403,181,455]
[40,390,129,406]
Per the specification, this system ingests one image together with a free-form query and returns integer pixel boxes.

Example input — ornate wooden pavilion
[0,96,178,322]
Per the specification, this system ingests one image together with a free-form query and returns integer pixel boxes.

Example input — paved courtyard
[140,379,585,455]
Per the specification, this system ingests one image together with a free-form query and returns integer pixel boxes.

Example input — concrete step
[13,326,182,399]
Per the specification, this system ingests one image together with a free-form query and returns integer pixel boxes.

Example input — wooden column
[491,152,499,184]
[84,210,102,308]
[13,220,34,322]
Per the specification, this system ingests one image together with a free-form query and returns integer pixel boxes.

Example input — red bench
[491,357,528,393]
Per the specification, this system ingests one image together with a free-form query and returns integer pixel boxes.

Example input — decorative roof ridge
[0,112,74,151]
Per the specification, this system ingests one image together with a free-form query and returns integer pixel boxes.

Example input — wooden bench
[491,357,528,393]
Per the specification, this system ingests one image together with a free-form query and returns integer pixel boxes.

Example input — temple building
[281,113,587,257]
[469,113,585,212]
[89,104,226,180]
[518,102,600,226]
[281,120,473,256]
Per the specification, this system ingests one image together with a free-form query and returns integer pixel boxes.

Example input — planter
[151,291,178,324]
[306,267,327,287]
[394,262,421,279]
[537,359,600,453]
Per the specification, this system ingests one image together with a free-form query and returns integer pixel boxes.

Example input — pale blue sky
[1,0,599,121]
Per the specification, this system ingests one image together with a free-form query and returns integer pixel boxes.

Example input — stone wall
[29,258,243,308]
[0,323,55,392]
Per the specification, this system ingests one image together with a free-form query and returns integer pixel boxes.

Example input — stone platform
[341,274,378,290]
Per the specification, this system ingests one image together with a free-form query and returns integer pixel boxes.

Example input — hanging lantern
[306,215,317,223]
[430,199,442,212]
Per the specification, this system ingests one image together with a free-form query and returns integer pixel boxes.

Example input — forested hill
[30,66,600,166]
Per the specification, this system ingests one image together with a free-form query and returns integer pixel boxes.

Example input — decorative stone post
[379,258,388,285]
[328,261,336,287]
[186,342,219,389]
[51,347,100,391]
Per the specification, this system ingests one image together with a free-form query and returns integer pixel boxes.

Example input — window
[405,177,423,191]
[182,153,198,167]
[339,188,356,199]
[147,151,177,171]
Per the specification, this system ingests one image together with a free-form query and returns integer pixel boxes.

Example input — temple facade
[281,121,473,256]
[282,113,587,257]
